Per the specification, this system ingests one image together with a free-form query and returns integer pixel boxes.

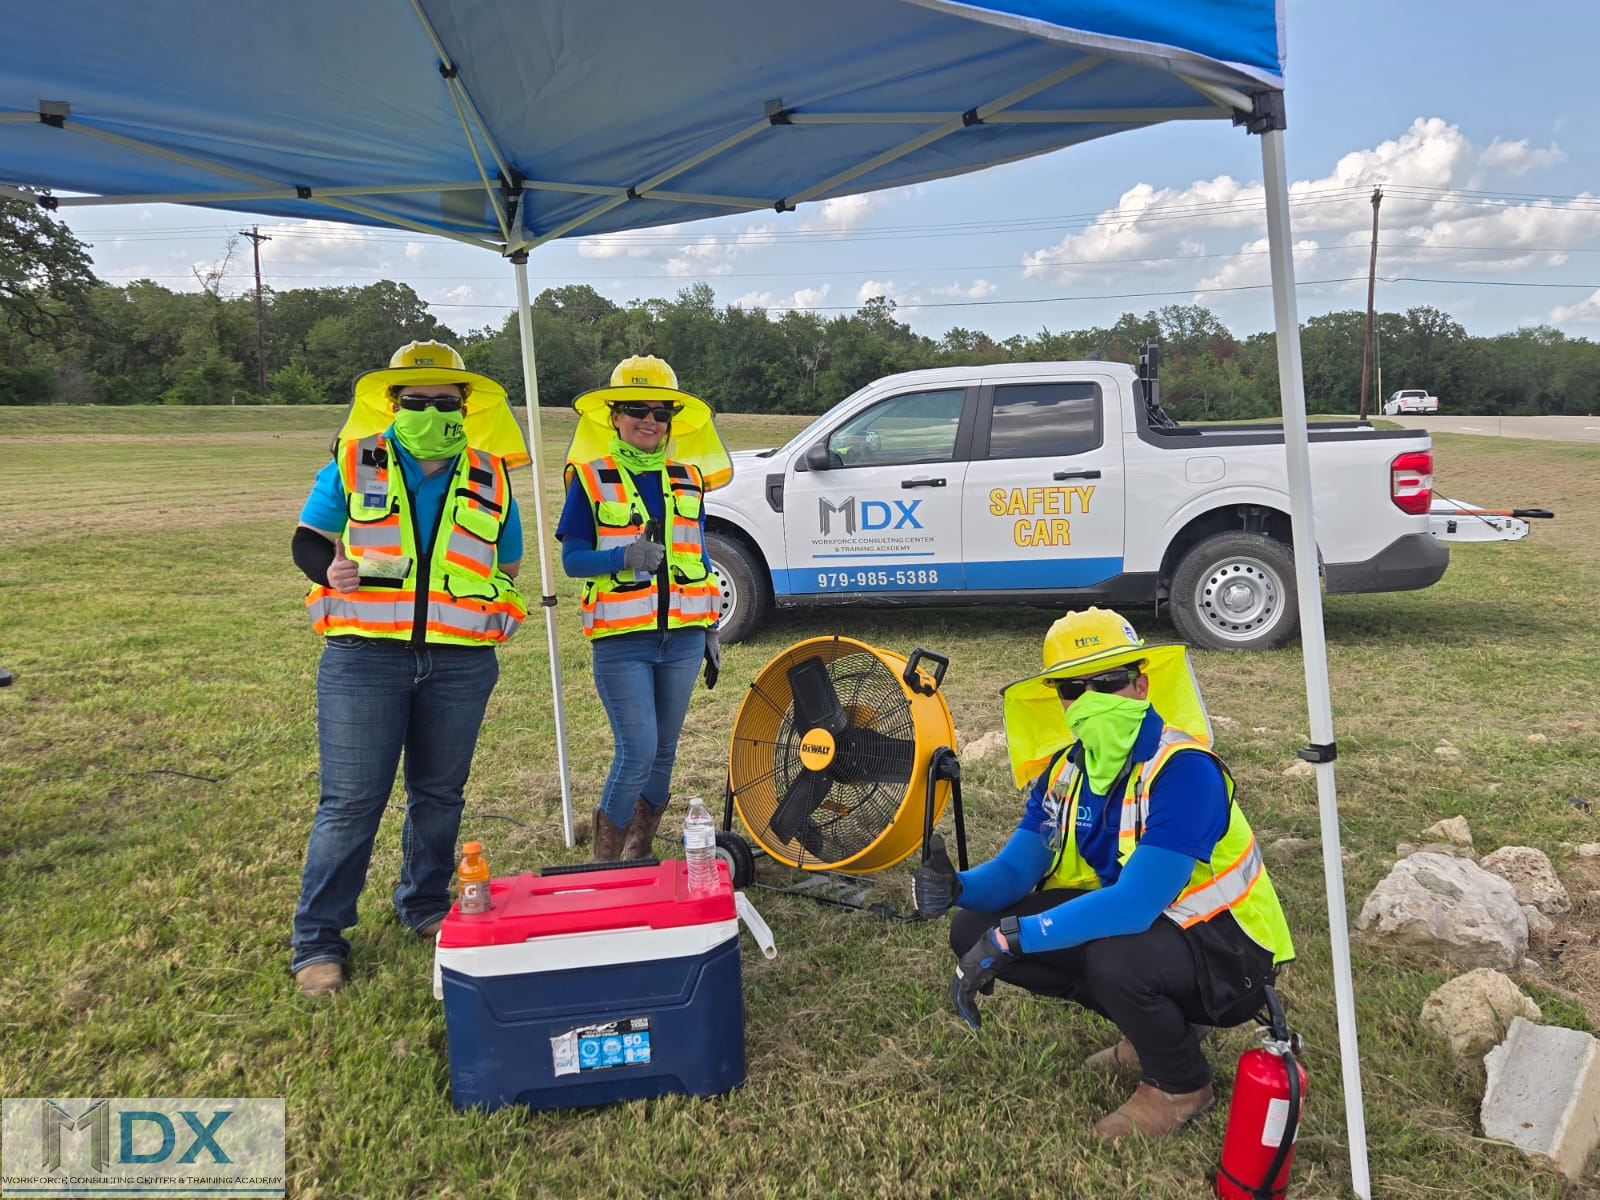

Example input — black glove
[703,625,721,690]
[621,538,665,574]
[950,917,1019,1031]
[912,833,962,917]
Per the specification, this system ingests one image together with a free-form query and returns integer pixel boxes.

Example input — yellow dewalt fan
[717,636,969,902]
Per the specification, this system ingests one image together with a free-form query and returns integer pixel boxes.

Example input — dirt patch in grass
[1542,853,1600,1027]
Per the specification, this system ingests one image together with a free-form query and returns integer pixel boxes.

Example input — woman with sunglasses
[911,607,1295,1142]
[558,355,733,863]
[288,341,527,996]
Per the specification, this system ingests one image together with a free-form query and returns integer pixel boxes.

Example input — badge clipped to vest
[358,550,413,581]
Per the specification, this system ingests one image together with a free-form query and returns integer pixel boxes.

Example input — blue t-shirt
[299,429,523,563]
[1016,706,1229,884]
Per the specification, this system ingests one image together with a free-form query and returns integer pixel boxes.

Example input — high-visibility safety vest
[569,455,720,640]
[1040,727,1294,967]
[305,434,526,645]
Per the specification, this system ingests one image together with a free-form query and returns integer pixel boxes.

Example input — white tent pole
[1259,125,1372,1200]
[510,255,576,848]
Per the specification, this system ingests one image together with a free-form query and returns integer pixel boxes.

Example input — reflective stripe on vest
[305,435,525,645]
[574,455,716,639]
[1120,733,1294,965]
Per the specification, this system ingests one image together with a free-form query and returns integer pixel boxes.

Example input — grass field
[2,406,1598,1199]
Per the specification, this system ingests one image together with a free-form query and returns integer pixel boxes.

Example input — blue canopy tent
[2,3,1370,1190]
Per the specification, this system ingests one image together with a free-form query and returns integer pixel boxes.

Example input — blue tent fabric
[2,0,1282,249]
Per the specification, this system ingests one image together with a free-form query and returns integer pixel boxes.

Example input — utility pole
[242,226,272,396]
[1359,187,1382,421]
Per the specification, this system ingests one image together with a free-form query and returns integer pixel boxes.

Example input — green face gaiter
[609,433,667,475]
[1066,689,1150,793]
[393,407,468,460]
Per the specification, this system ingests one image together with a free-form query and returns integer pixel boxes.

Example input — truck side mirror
[803,442,832,472]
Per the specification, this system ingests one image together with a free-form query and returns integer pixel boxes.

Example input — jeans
[951,891,1215,1093]
[590,627,706,826]
[290,636,499,973]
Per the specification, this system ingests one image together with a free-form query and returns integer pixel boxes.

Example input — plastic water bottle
[683,797,718,894]
[457,841,491,914]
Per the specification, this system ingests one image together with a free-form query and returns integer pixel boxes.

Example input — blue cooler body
[434,860,744,1112]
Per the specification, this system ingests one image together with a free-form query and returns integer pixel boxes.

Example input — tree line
[4,194,1598,417]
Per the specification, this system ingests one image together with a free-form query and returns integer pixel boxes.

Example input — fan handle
[903,647,948,696]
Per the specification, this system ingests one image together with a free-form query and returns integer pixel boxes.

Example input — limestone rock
[1433,744,1462,759]
[1522,906,1555,942]
[1483,1018,1600,1181]
[960,729,1008,763]
[1420,968,1540,1059]
[1526,733,1548,744]
[1424,815,1473,846]
[1281,759,1315,778]
[1577,843,1600,859]
[1395,841,1474,860]
[1212,715,1239,730]
[1480,846,1571,915]
[1355,852,1528,971]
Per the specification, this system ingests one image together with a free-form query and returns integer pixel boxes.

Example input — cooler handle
[735,891,777,960]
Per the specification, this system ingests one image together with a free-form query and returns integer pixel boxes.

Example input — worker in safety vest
[913,608,1294,1140]
[558,355,732,862]
[288,341,527,996]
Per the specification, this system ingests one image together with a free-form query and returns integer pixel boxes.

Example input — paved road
[1382,414,1600,443]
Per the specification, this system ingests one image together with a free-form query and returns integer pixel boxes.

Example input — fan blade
[830,727,917,785]
[786,656,848,736]
[768,769,832,847]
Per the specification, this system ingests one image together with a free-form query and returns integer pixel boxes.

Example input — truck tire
[706,531,769,645]
[1169,531,1299,651]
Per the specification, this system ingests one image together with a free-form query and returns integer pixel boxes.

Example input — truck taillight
[1391,450,1433,515]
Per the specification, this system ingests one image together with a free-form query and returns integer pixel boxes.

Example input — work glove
[621,537,666,574]
[911,833,962,917]
[703,625,722,690]
[950,918,1018,1032]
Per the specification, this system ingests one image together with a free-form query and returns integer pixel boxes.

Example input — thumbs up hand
[327,537,361,593]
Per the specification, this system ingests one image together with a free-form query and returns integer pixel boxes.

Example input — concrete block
[1482,1017,1600,1180]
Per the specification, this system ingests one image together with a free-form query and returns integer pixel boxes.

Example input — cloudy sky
[49,0,1600,342]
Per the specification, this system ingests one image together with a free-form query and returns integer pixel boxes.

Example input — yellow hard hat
[1040,607,1146,676]
[609,354,678,389]
[390,339,468,373]
[334,340,528,468]
[567,354,734,490]
[998,607,1211,787]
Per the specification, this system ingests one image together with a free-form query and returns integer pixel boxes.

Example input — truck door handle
[902,477,946,488]
[1052,469,1102,481]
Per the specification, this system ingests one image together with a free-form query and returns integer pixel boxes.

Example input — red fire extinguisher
[1216,986,1306,1200]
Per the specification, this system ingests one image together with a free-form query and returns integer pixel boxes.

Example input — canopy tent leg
[510,255,576,848]
[1259,126,1372,1200]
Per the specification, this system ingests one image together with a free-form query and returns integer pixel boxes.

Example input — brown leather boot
[1091,1081,1216,1141]
[1083,1026,1213,1074]
[294,961,345,997]
[591,806,627,863]
[621,798,667,860]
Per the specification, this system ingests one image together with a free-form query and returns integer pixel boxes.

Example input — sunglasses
[612,402,680,422]
[396,393,464,412]
[1048,664,1142,701]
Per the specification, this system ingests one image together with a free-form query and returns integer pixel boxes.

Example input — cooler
[434,859,744,1112]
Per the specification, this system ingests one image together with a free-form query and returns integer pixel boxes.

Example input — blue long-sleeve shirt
[957,707,1230,954]
[555,473,713,577]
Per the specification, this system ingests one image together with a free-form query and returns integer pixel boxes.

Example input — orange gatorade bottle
[457,841,491,915]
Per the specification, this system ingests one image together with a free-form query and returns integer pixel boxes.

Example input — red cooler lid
[438,859,733,948]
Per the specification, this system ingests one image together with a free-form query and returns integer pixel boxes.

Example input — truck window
[985,382,1101,459]
[825,388,965,468]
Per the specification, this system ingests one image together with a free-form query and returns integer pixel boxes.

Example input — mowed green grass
[2,406,1598,1199]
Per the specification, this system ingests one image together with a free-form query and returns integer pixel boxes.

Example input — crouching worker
[913,608,1294,1140]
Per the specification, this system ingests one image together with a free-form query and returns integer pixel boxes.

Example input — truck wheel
[1169,532,1299,651]
[706,532,769,645]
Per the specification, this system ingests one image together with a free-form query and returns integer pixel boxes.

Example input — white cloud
[1020,117,1586,289]
[663,223,777,277]
[1547,289,1600,325]
[439,285,475,306]
[803,194,878,232]
[733,284,831,312]
[791,284,830,310]
[1479,138,1565,176]
[576,226,679,260]
[1192,237,1324,296]
[404,241,429,262]
[929,279,997,299]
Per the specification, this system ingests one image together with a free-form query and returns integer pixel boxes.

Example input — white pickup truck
[1384,389,1439,415]
[704,355,1450,651]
